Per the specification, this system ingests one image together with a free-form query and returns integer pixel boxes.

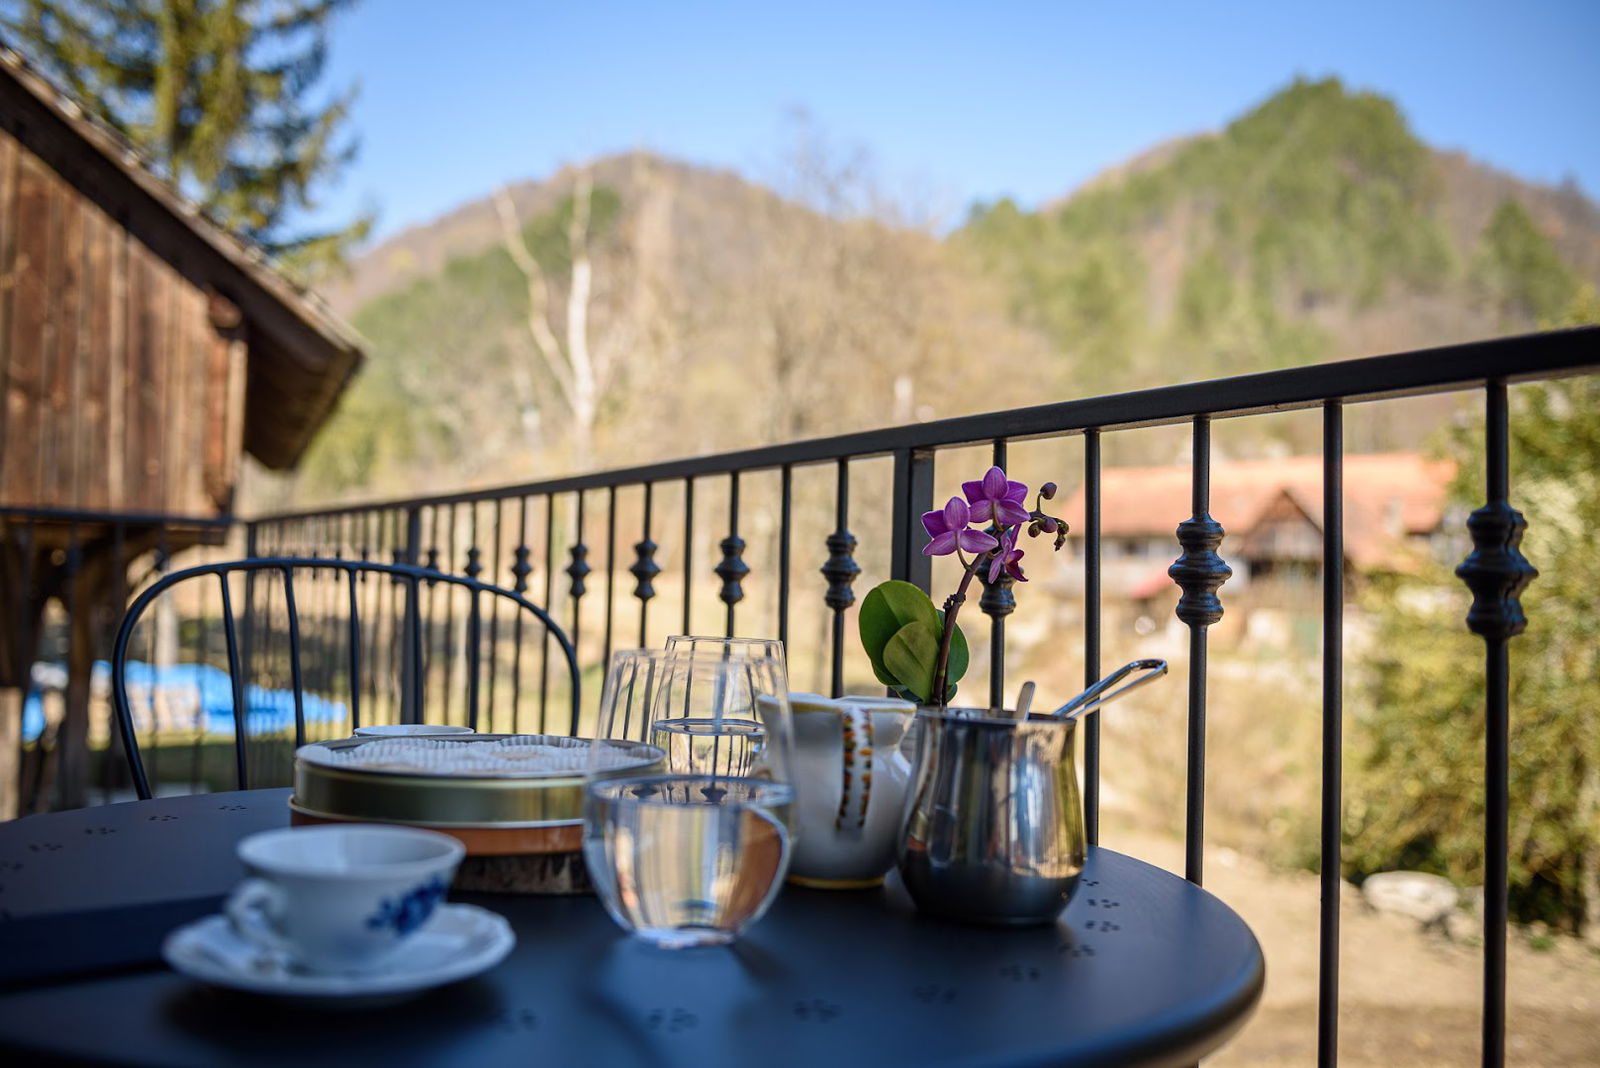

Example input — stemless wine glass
[585,649,795,948]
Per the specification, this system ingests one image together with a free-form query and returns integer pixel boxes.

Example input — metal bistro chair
[111,557,580,800]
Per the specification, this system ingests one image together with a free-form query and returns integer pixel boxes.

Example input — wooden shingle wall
[0,127,245,516]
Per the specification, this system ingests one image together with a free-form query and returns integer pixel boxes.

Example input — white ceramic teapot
[786,693,915,889]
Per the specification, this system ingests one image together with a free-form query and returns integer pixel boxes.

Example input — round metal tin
[291,734,661,831]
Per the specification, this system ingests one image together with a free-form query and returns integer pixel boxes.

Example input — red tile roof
[1058,453,1457,571]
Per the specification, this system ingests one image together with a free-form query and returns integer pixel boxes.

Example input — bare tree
[494,170,601,467]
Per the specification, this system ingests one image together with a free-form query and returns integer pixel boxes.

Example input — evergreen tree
[1,0,368,275]
[1472,199,1579,324]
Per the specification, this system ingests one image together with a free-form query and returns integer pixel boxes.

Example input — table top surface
[0,789,1263,1068]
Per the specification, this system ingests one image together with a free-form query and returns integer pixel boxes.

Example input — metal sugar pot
[896,660,1167,926]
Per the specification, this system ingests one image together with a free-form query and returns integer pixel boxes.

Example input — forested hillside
[960,77,1597,392]
[281,78,1599,504]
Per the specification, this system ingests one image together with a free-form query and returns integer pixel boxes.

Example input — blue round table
[0,789,1263,1067]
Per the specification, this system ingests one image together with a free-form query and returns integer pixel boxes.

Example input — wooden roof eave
[0,47,365,471]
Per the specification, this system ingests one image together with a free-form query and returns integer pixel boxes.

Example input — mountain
[959,77,1599,395]
[279,78,1600,503]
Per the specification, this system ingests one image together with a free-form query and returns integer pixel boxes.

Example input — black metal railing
[245,325,1599,1068]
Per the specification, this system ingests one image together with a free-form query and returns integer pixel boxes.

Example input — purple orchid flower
[922,497,999,557]
[963,466,1031,526]
[987,527,1027,583]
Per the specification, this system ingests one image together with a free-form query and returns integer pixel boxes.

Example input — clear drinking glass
[585,649,795,947]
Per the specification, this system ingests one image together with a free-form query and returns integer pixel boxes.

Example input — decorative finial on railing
[1169,514,1231,627]
[978,524,1017,621]
[631,537,660,602]
[1456,500,1537,641]
[822,528,860,611]
[716,534,749,607]
[511,544,532,594]
[567,542,591,600]
[464,546,482,580]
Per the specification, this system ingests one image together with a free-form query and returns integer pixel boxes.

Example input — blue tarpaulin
[21,661,348,742]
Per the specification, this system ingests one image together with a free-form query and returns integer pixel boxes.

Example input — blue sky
[310,0,1600,244]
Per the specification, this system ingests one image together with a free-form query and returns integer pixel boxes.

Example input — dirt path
[1105,829,1600,1066]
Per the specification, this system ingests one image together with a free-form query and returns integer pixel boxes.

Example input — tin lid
[292,734,661,828]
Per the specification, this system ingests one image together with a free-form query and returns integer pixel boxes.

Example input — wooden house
[0,43,364,812]
[1057,453,1459,600]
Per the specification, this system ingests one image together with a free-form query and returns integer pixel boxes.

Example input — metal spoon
[1046,659,1168,722]
[1013,681,1036,720]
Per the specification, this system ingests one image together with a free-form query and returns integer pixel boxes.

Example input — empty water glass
[590,648,793,785]
[585,648,795,946]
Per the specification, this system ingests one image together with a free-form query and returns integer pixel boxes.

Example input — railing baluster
[716,472,747,636]
[467,587,482,732]
[633,483,659,647]
[683,478,695,636]
[822,459,859,698]
[604,486,617,670]
[487,500,504,732]
[1455,380,1536,1068]
[402,507,424,725]
[511,497,531,733]
[1319,401,1343,1067]
[541,495,555,732]
[465,504,484,731]
[778,464,793,649]
[443,504,458,725]
[980,439,1014,709]
[568,492,591,723]
[1083,429,1102,846]
[347,567,362,729]
[890,448,935,591]
[1169,415,1231,886]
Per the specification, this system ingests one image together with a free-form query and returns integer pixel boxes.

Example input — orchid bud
[1039,517,1058,534]
[1028,521,1041,537]
[1040,482,1058,500]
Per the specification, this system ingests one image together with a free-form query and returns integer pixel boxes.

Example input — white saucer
[163,903,514,1000]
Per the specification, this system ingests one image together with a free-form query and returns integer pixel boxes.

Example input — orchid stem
[933,549,990,706]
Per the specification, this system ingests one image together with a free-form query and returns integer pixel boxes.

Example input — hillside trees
[1,0,369,276]
[1473,199,1580,325]
[1347,290,1600,935]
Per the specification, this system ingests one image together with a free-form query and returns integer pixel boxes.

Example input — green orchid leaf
[860,581,941,665]
[882,619,943,704]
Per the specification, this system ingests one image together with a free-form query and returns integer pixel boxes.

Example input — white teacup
[352,724,476,738]
[226,826,465,974]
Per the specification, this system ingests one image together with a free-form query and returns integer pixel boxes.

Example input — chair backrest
[110,557,580,799]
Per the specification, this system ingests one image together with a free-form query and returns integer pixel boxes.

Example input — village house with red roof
[1055,453,1460,608]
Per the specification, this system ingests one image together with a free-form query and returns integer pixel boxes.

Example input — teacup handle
[225,878,292,956]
